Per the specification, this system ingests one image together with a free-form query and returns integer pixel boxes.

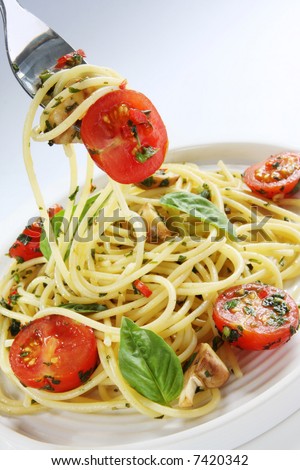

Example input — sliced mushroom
[45,86,97,144]
[179,342,230,408]
[139,202,172,243]
[135,169,180,189]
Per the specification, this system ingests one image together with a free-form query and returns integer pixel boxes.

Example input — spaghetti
[0,64,300,418]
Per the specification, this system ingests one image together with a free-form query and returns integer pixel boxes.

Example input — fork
[0,0,79,99]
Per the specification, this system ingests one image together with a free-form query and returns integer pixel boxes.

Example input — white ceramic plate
[1,142,300,450]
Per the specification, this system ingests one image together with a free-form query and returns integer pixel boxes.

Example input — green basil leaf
[79,193,100,221]
[160,191,237,241]
[40,231,51,260]
[40,209,65,261]
[119,317,183,405]
[59,303,107,313]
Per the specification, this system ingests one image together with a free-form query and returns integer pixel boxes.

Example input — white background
[0,0,300,449]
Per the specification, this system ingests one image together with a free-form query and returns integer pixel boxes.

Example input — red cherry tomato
[81,89,168,184]
[243,152,300,199]
[212,283,299,350]
[9,204,63,263]
[9,315,99,392]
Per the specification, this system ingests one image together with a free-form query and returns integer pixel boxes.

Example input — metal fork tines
[0,0,76,98]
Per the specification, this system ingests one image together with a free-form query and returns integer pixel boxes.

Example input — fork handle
[0,0,22,25]
[0,0,26,55]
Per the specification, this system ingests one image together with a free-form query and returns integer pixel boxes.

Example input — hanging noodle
[0,64,300,418]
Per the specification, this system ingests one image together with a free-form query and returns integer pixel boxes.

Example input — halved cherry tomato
[133,279,153,298]
[9,204,63,263]
[243,152,300,199]
[55,49,86,69]
[81,89,168,184]
[212,283,299,350]
[9,315,99,392]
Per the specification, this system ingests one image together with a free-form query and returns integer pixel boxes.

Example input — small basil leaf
[60,303,107,313]
[160,191,237,241]
[40,229,51,260]
[119,317,183,405]
[39,209,65,261]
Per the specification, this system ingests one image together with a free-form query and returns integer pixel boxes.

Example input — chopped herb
[51,378,61,385]
[20,351,30,358]
[290,325,297,336]
[65,102,79,113]
[68,86,80,93]
[60,303,107,313]
[17,233,32,245]
[262,294,290,315]
[159,178,170,187]
[248,258,262,264]
[199,183,211,200]
[9,292,21,305]
[9,319,21,336]
[39,69,53,84]
[243,306,255,315]
[43,375,61,385]
[51,96,64,108]
[222,326,241,342]
[224,299,239,310]
[40,383,55,391]
[0,298,12,311]
[12,62,19,72]
[138,176,154,187]
[135,146,158,163]
[177,255,187,264]
[268,314,287,327]
[204,370,212,378]
[69,185,79,201]
[78,368,94,383]
[212,335,224,351]
[183,352,197,373]
[45,119,55,132]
